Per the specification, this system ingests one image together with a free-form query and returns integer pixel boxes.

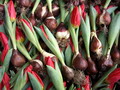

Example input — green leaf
[10,70,16,77]
[17,42,32,60]
[28,72,42,90]
[93,64,117,90]
[65,45,72,66]
[3,49,13,72]
[107,7,117,14]
[80,16,90,57]
[108,12,120,54]
[35,26,65,65]
[0,24,5,33]
[90,5,97,31]
[13,70,27,90]
[68,84,75,90]
[22,82,31,90]
[47,65,65,90]
[10,63,29,85]
[43,25,60,49]
[0,66,5,83]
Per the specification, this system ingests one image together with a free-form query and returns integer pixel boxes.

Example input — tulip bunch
[0,0,120,90]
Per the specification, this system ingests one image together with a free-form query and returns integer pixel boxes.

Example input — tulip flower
[16,27,25,42]
[40,25,48,39]
[94,5,101,15]
[82,76,90,90]
[8,0,16,22]
[70,6,81,28]
[45,56,55,68]
[80,4,86,19]
[24,65,44,89]
[106,68,120,89]
[0,32,9,62]
[0,72,10,90]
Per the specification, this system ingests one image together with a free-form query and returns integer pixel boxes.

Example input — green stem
[92,64,118,90]
[69,23,79,54]
[0,0,4,4]
[104,0,111,9]
[31,0,41,14]
[58,0,65,22]
[46,0,52,13]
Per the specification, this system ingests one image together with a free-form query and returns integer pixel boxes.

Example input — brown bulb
[91,36,102,54]
[52,3,60,17]
[29,15,36,26]
[44,12,57,31]
[72,53,88,70]
[35,4,48,20]
[72,0,80,6]
[98,55,113,71]
[98,10,111,25]
[19,0,32,7]
[111,47,120,63]
[62,65,74,81]
[11,49,26,67]
[31,59,44,73]
[87,57,98,74]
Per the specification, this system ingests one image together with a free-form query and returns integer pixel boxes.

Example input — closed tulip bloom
[70,6,81,28]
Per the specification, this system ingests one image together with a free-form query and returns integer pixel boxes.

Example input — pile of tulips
[0,0,120,90]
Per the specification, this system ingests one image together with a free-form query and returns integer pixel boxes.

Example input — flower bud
[72,53,88,70]
[8,0,16,22]
[52,3,60,17]
[70,6,81,28]
[44,12,57,31]
[31,59,44,73]
[35,4,48,20]
[16,27,25,42]
[97,10,111,25]
[98,55,113,71]
[87,57,98,74]
[11,49,26,67]
[62,65,74,81]
[91,36,102,55]
[19,0,32,7]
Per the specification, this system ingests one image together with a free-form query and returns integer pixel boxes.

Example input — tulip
[45,56,55,68]
[106,68,120,89]
[0,72,10,90]
[8,0,16,22]
[0,32,9,62]
[16,27,25,42]
[70,6,81,28]
[25,65,44,89]
[82,76,90,90]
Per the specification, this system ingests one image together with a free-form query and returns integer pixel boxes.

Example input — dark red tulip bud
[73,70,87,85]
[62,65,74,81]
[87,57,98,74]
[29,15,36,26]
[11,49,26,67]
[72,53,88,70]
[0,4,4,12]
[98,55,113,71]
[19,0,32,7]
[31,59,44,73]
[111,46,120,63]
[52,3,60,17]
[97,10,111,25]
[71,6,81,28]
[44,12,57,31]
[35,3,48,20]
